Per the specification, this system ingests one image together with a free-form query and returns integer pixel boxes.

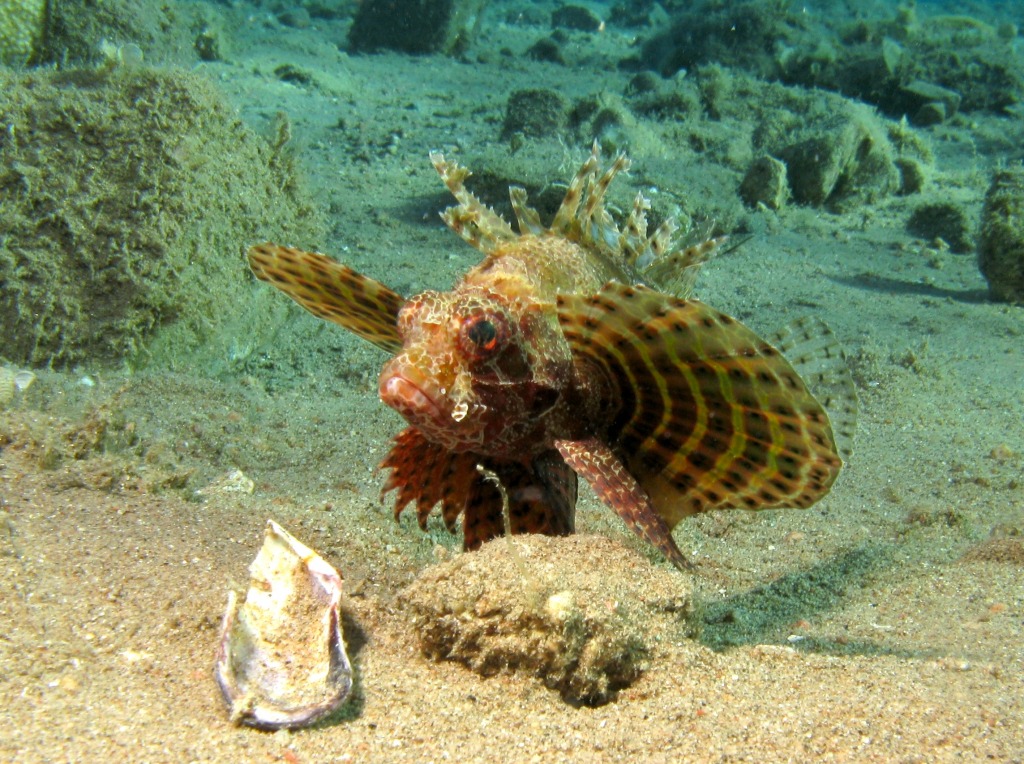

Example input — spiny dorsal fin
[640,234,727,299]
[550,144,601,234]
[509,186,545,235]
[769,316,857,461]
[248,243,405,353]
[556,283,843,529]
[431,152,516,253]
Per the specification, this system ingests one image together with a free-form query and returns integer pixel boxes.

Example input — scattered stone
[276,7,312,29]
[898,80,962,126]
[907,203,973,254]
[502,88,570,139]
[552,5,602,33]
[775,112,898,208]
[348,0,487,56]
[978,167,1024,303]
[961,538,1024,565]
[525,36,565,64]
[739,155,789,210]
[640,4,1024,117]
[896,157,927,195]
[625,71,660,96]
[912,101,946,127]
[834,38,905,110]
[194,27,226,62]
[400,534,692,705]
[274,64,315,87]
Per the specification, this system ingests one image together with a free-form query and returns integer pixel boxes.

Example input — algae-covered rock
[695,66,923,211]
[502,88,569,140]
[0,0,47,63]
[641,3,1024,117]
[0,67,323,368]
[739,155,788,210]
[907,202,973,254]
[400,534,692,705]
[348,0,488,56]
[978,167,1024,303]
[39,0,227,67]
[773,111,899,208]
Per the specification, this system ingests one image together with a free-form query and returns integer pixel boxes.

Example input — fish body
[249,146,855,569]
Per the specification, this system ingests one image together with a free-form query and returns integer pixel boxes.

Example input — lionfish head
[379,287,559,455]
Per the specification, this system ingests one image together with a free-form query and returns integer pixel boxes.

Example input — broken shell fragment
[214,520,352,730]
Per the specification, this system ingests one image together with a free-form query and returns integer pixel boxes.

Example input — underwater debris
[400,534,692,705]
[214,520,352,730]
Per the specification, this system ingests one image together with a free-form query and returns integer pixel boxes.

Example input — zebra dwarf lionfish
[248,145,855,570]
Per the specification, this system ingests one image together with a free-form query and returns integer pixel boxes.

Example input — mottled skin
[249,146,855,570]
[379,234,613,457]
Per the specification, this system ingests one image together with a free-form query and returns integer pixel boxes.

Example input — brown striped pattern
[557,283,843,527]
[248,243,405,353]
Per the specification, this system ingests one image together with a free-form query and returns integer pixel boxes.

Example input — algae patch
[0,67,323,368]
[401,534,692,705]
[0,0,47,64]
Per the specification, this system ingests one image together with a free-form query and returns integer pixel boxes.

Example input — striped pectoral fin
[555,437,692,571]
[380,428,577,551]
[248,243,405,353]
[557,283,844,529]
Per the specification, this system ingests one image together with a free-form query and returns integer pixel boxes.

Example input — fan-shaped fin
[769,316,857,461]
[557,283,843,531]
[379,428,576,550]
[248,243,405,353]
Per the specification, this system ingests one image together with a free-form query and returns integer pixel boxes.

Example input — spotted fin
[769,316,857,461]
[379,428,576,550]
[248,243,405,353]
[557,283,844,531]
[555,437,692,571]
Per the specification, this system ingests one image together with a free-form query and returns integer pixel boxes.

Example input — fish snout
[379,365,444,426]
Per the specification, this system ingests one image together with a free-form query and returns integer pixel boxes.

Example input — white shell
[214,520,352,729]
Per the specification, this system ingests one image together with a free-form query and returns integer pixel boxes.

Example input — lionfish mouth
[379,373,445,427]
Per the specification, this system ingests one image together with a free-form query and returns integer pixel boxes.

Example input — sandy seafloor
[1,1,1023,761]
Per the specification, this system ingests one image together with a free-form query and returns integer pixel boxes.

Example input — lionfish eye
[467,319,497,348]
[459,314,506,361]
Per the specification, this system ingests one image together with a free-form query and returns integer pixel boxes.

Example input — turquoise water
[1,1,1022,761]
